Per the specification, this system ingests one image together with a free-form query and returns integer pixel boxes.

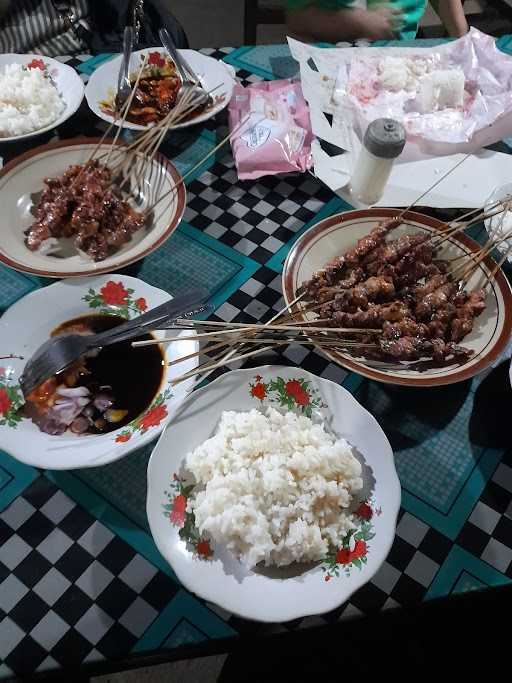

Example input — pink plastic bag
[228,79,313,180]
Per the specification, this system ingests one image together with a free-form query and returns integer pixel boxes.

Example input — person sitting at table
[0,0,188,56]
[286,0,469,43]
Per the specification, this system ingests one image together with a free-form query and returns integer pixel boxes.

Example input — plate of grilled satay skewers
[0,66,227,278]
[132,201,512,390]
[280,207,512,386]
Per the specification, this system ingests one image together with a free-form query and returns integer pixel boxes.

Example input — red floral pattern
[0,378,23,428]
[294,391,310,406]
[250,382,266,400]
[83,281,149,320]
[115,433,131,443]
[285,380,302,398]
[336,540,367,565]
[135,297,147,312]
[356,502,373,520]
[148,51,166,67]
[27,58,45,70]
[0,389,11,416]
[139,404,167,432]
[170,494,187,527]
[164,475,212,560]
[115,388,172,444]
[197,540,212,557]
[322,500,376,581]
[100,281,129,306]
[248,375,323,418]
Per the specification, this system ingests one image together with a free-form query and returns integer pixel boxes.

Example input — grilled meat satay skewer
[303,216,402,298]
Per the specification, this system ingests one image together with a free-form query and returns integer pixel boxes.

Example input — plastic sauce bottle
[349,118,406,206]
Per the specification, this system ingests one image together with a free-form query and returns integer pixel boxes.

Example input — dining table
[0,38,512,681]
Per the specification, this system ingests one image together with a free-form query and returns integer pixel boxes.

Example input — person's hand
[363,5,404,41]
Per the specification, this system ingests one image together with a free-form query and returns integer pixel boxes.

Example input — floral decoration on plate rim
[163,474,212,559]
[82,280,147,319]
[161,374,380,580]
[0,367,24,429]
[116,387,172,444]
[249,374,325,418]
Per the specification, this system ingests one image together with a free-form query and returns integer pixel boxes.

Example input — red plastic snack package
[228,79,313,180]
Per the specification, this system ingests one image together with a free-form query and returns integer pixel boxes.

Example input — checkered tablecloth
[1,43,512,680]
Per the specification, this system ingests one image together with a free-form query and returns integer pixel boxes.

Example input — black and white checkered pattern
[0,477,178,677]
[223,509,445,635]
[456,451,512,577]
[185,154,333,265]
[1,45,511,679]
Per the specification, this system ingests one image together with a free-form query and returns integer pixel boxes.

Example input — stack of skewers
[132,199,512,382]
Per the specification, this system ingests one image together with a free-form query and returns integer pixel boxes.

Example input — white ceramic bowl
[0,138,186,278]
[0,54,84,143]
[0,275,198,469]
[147,366,400,622]
[283,209,512,387]
[85,48,235,131]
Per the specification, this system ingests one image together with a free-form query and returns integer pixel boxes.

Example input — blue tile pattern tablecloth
[0,41,511,679]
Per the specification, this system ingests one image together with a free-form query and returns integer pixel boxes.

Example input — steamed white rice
[186,407,363,568]
[0,63,64,138]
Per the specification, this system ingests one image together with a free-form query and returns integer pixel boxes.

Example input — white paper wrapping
[289,30,512,208]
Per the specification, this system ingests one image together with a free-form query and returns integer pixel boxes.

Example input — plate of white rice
[147,366,400,622]
[0,54,84,143]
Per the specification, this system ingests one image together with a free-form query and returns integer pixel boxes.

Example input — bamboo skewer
[170,294,306,387]
[453,228,512,283]
[171,337,379,384]
[133,327,380,347]
[144,114,252,217]
[398,154,472,219]
[482,242,512,288]
[171,319,379,333]
[171,345,275,384]
[162,338,377,371]
[105,54,149,167]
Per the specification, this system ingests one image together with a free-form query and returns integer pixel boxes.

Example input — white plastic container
[349,118,406,206]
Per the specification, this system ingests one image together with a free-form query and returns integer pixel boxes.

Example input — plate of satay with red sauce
[85,48,235,131]
[282,208,512,386]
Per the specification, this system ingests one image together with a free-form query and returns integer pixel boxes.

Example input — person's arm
[430,0,468,37]
[286,5,402,43]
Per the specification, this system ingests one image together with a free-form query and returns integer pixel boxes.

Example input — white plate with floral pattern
[147,366,400,622]
[0,54,85,143]
[0,275,198,470]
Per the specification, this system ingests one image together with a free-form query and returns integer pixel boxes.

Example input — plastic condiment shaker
[349,118,406,206]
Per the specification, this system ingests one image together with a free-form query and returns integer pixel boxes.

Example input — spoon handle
[87,287,209,348]
[159,28,190,84]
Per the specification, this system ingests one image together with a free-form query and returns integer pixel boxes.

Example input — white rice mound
[0,63,65,138]
[186,407,363,568]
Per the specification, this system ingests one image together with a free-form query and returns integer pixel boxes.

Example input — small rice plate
[0,63,64,138]
[186,407,363,568]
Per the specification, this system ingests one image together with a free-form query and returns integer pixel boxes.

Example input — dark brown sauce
[52,314,164,433]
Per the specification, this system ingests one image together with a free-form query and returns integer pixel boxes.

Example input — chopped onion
[70,416,90,434]
[57,386,91,398]
[93,393,114,412]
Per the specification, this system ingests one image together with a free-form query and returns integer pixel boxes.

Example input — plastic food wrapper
[228,79,313,180]
[338,29,512,153]
[287,30,512,208]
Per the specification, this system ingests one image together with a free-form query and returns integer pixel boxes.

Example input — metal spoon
[158,28,213,109]
[19,288,210,399]
[116,26,134,110]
